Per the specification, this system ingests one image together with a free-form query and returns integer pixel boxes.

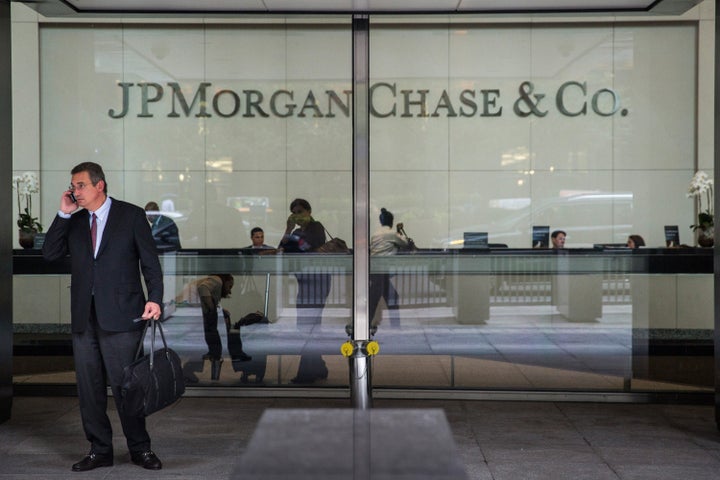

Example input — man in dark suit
[144,201,182,252]
[42,162,165,472]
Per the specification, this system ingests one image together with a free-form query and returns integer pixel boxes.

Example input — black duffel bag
[120,319,185,417]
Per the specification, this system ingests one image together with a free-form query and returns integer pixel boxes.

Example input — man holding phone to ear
[42,162,164,472]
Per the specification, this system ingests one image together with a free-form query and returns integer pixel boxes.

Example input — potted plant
[13,171,43,248]
[687,170,714,247]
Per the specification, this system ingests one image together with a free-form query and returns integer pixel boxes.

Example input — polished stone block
[233,408,468,480]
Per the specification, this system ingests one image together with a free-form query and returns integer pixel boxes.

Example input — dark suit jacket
[42,198,164,333]
[151,214,181,252]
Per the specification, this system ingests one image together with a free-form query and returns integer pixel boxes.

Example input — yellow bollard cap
[340,341,355,357]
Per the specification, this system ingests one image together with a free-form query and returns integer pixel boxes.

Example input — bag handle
[133,318,169,370]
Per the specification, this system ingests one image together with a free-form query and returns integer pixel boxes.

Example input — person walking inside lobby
[369,208,410,329]
[278,198,330,383]
[42,162,164,472]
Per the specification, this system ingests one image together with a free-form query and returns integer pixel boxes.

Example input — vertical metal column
[351,14,371,410]
[714,0,720,431]
[0,0,13,424]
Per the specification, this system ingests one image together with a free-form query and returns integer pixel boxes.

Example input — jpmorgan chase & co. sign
[108,80,628,120]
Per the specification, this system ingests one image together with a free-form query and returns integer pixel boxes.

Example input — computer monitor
[532,226,550,248]
[664,225,680,247]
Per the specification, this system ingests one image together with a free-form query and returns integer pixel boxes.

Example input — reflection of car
[227,196,272,215]
[440,192,634,248]
[146,209,183,219]
[157,194,190,226]
[227,196,273,229]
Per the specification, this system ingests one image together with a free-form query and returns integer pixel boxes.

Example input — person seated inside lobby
[244,226,273,249]
[626,234,645,248]
[551,229,566,249]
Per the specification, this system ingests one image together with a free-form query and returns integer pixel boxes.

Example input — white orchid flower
[689,171,714,231]
[14,171,43,235]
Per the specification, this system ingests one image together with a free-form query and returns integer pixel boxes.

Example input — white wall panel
[40,27,125,171]
[448,28,532,172]
[285,27,352,171]
[370,171,449,249]
[530,170,614,247]
[612,25,696,171]
[530,27,615,172]
[122,27,207,171]
[448,171,532,247]
[33,20,700,249]
[613,170,694,248]
[205,27,288,171]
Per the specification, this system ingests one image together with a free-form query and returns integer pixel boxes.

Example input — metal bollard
[342,340,379,410]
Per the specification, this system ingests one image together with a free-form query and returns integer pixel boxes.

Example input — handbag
[315,227,351,253]
[120,319,185,417]
[234,273,273,326]
[396,223,418,252]
[234,311,270,328]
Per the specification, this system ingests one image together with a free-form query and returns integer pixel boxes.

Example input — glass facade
[11,6,715,397]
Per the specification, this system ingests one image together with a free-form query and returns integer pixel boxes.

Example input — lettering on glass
[108,81,626,120]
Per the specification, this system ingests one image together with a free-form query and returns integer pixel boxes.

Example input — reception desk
[13,246,712,329]
[12,247,714,391]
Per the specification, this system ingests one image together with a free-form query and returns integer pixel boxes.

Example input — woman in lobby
[278,198,330,383]
[369,208,411,329]
[627,234,645,248]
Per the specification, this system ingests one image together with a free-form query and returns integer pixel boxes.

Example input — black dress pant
[72,302,150,456]
[369,274,400,328]
[200,295,222,359]
[294,272,331,382]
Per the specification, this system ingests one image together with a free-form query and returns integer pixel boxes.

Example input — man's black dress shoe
[71,452,113,472]
[236,352,252,362]
[130,450,162,470]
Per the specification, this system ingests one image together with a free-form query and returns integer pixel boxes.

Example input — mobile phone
[68,192,77,203]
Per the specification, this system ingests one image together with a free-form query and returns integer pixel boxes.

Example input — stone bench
[234,408,468,480]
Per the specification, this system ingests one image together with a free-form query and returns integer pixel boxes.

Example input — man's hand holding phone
[60,189,78,214]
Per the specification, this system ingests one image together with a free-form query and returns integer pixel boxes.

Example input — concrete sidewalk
[1,396,719,479]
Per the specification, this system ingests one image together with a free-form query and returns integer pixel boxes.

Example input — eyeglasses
[68,182,91,192]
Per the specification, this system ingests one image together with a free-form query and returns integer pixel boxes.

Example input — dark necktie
[91,213,97,252]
